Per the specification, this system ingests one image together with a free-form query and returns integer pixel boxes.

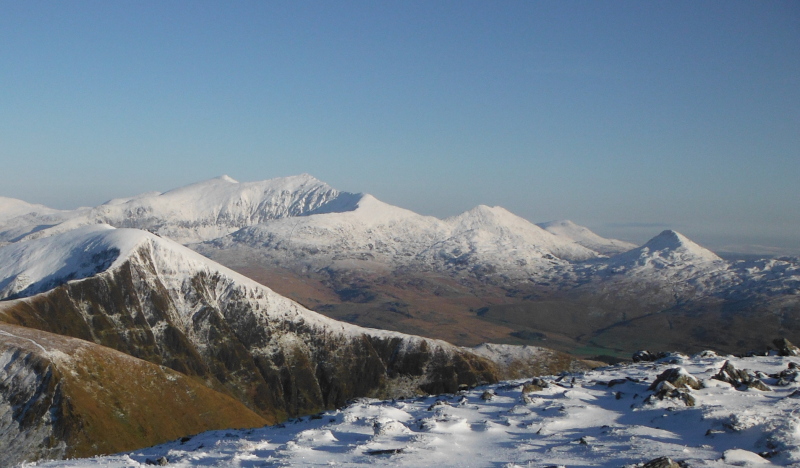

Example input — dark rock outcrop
[522,377,550,393]
[648,367,703,391]
[642,456,685,468]
[713,360,771,391]
[646,381,697,407]
[774,338,800,356]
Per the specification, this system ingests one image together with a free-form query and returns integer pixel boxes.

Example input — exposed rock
[607,378,629,387]
[522,377,550,393]
[427,400,450,411]
[648,367,703,391]
[642,456,684,468]
[632,350,657,362]
[713,360,771,391]
[480,390,495,401]
[646,381,696,407]
[774,338,800,356]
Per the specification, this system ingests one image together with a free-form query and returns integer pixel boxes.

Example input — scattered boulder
[633,350,657,362]
[427,400,450,411]
[607,378,629,388]
[642,456,685,468]
[646,381,696,407]
[145,457,169,466]
[522,377,550,393]
[648,367,703,391]
[713,361,771,391]
[632,351,687,364]
[657,352,689,365]
[773,338,800,357]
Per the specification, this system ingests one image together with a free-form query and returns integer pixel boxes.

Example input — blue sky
[1,1,798,252]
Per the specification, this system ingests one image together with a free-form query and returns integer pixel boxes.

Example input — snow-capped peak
[0,196,60,222]
[643,230,721,261]
[445,207,599,262]
[0,224,150,299]
[7,175,356,245]
[611,229,722,268]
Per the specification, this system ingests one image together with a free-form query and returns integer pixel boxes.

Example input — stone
[523,377,549,393]
[648,367,703,391]
[642,456,682,468]
[646,381,696,407]
[713,361,771,391]
[774,338,800,357]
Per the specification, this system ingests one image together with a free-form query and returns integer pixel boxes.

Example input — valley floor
[26,353,799,467]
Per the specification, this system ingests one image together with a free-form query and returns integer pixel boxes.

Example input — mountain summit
[615,229,722,266]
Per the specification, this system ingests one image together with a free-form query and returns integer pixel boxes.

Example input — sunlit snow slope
[31,352,800,467]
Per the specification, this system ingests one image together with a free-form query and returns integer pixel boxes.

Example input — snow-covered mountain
[197,196,599,284]
[1,175,798,355]
[1,174,799,464]
[0,197,61,223]
[0,175,357,245]
[0,224,585,464]
[0,175,605,268]
[611,229,723,267]
[32,351,800,467]
[537,219,637,255]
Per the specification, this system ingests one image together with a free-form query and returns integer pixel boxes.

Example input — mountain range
[2,174,797,355]
[0,174,797,464]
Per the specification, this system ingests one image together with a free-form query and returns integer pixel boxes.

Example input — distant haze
[1,2,797,254]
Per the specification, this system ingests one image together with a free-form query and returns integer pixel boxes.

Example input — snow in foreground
[28,354,799,467]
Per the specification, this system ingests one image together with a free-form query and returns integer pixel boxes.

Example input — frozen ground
[26,353,800,467]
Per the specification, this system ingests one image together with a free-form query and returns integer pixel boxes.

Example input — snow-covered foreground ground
[28,354,799,467]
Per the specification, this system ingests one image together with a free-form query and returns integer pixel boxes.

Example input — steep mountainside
[0,323,267,467]
[0,226,583,444]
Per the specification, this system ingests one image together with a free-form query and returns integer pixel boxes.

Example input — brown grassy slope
[0,323,267,464]
[233,265,523,345]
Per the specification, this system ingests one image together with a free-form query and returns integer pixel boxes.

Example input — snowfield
[27,353,800,467]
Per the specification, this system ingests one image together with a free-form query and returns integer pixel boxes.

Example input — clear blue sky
[1,1,798,252]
